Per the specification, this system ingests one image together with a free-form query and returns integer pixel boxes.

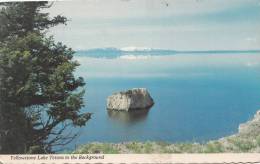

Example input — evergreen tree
[0,2,91,153]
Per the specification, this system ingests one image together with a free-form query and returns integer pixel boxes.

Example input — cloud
[246,37,257,42]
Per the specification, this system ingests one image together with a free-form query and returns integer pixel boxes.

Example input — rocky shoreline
[73,110,260,153]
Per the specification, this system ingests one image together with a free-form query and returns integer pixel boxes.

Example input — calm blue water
[65,51,260,150]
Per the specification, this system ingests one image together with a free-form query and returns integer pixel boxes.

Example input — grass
[204,141,224,153]
[74,143,119,154]
[72,135,260,154]
[256,136,260,146]
[125,142,143,153]
[225,137,257,152]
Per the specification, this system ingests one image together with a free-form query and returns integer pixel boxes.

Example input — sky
[48,0,260,51]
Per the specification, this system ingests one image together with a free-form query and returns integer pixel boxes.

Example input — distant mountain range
[75,47,260,59]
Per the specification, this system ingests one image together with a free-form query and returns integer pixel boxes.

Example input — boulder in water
[107,88,154,111]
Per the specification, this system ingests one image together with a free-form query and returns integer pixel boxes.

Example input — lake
[65,50,260,150]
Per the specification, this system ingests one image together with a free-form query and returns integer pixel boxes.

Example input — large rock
[107,88,154,111]
[238,110,260,136]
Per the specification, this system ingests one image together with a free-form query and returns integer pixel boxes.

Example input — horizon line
[76,48,260,53]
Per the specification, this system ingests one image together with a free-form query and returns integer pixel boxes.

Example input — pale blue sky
[48,0,260,50]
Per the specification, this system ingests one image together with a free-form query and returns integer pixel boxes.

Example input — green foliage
[0,2,67,41]
[256,136,260,146]
[204,141,224,153]
[73,136,260,154]
[227,137,256,152]
[74,143,119,154]
[0,103,29,153]
[155,141,170,147]
[143,142,154,153]
[0,2,90,154]
[125,142,143,153]
[171,143,202,153]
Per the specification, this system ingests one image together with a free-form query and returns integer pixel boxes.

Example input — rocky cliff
[238,110,260,136]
